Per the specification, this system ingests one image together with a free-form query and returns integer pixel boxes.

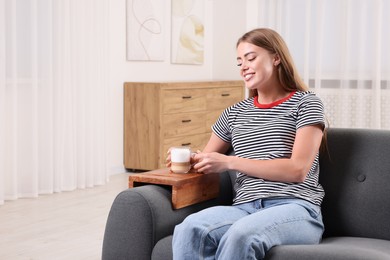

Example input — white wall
[212,0,247,80]
[107,0,247,174]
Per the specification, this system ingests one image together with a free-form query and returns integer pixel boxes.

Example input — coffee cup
[170,146,191,173]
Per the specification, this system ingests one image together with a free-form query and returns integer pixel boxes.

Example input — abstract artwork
[126,0,164,61]
[171,0,204,65]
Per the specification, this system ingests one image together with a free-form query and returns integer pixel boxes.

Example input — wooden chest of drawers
[124,81,244,170]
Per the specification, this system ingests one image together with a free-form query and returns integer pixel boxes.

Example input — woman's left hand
[192,151,230,174]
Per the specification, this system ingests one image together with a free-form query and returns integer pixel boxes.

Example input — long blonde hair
[237,28,308,98]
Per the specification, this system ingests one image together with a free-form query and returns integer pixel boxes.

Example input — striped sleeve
[212,107,232,143]
[296,93,325,130]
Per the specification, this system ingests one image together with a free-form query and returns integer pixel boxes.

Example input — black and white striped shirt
[212,91,325,206]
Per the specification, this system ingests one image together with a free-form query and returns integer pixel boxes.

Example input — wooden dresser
[124,81,245,170]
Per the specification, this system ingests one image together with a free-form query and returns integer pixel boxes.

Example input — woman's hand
[192,151,230,174]
[166,133,232,171]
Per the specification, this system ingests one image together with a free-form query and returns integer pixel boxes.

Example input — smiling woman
[172,28,326,260]
[236,28,307,99]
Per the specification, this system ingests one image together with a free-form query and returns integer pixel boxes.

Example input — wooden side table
[129,168,219,209]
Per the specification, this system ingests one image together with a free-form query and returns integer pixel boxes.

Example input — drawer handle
[182,95,192,99]
[182,119,192,123]
[181,143,191,146]
[221,93,230,97]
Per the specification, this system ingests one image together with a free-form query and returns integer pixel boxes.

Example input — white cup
[170,146,191,173]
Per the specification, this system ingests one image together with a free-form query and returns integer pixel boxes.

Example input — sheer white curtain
[253,0,390,129]
[0,0,110,205]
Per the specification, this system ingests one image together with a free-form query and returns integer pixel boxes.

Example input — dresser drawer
[207,87,243,110]
[162,89,206,114]
[162,112,206,138]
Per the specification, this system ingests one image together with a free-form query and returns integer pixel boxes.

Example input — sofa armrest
[102,171,234,260]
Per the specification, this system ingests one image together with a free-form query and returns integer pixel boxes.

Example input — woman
[171,28,326,259]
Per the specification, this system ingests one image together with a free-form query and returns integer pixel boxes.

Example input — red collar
[254,91,296,108]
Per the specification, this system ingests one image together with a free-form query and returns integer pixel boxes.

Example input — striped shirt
[212,91,325,206]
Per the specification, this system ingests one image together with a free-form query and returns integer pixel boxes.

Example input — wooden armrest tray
[129,168,219,209]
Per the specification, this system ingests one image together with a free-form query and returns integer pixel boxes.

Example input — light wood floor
[0,173,130,260]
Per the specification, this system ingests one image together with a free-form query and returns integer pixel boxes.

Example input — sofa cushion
[152,236,390,260]
[319,129,390,240]
[265,237,390,260]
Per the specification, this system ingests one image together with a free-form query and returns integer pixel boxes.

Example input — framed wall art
[171,0,204,65]
[126,0,165,61]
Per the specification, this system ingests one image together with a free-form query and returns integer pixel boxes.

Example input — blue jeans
[172,198,324,260]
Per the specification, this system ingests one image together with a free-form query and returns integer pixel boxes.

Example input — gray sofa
[102,128,390,259]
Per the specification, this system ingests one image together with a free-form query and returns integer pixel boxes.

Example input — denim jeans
[172,198,324,260]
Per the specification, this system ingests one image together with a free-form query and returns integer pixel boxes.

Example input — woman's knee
[174,209,220,239]
[174,213,202,237]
